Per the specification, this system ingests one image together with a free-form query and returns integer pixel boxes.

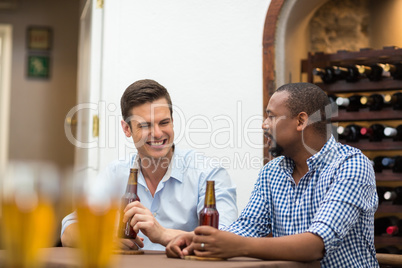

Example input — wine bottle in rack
[327,94,337,104]
[374,216,402,236]
[391,92,402,110]
[389,62,402,80]
[360,93,392,111]
[337,124,362,142]
[381,157,395,169]
[383,186,402,205]
[334,66,360,82]
[356,64,372,79]
[360,124,385,142]
[381,156,402,173]
[392,156,402,173]
[383,125,402,141]
[365,63,392,81]
[312,67,337,83]
[376,186,388,204]
[372,156,386,172]
[336,95,364,112]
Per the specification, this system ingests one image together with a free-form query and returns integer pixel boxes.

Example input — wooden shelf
[316,78,402,94]
[305,47,402,67]
[317,78,402,94]
[375,170,402,181]
[377,204,402,213]
[338,139,402,151]
[302,47,402,250]
[332,109,402,122]
[375,236,402,245]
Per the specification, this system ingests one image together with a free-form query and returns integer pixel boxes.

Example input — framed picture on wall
[27,55,50,79]
[27,26,52,51]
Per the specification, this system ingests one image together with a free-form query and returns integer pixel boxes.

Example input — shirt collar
[169,147,184,183]
[306,135,336,171]
[278,135,336,172]
[133,144,182,184]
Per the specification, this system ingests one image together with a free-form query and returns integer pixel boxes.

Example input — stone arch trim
[262,0,285,161]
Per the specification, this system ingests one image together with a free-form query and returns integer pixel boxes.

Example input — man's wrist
[160,228,187,246]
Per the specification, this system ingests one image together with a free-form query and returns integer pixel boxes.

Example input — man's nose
[152,124,163,138]
[262,119,269,130]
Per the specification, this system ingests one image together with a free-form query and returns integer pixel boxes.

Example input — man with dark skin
[166,83,379,267]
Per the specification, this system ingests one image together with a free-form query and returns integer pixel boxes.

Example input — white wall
[0,24,12,174]
[97,0,271,213]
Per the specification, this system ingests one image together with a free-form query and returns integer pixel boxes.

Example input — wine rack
[301,46,402,254]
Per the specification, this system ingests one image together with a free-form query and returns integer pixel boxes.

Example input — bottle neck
[204,181,216,208]
[126,168,138,194]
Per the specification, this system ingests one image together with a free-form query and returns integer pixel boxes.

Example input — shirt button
[145,188,149,192]
[153,212,157,217]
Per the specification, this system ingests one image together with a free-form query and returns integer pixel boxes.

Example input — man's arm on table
[123,162,237,247]
[61,215,144,249]
[166,226,324,262]
[61,223,79,247]
[124,201,193,247]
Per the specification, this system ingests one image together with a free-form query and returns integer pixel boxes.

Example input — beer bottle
[199,181,219,228]
[118,168,140,239]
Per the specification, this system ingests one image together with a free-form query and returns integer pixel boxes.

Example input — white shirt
[61,147,238,250]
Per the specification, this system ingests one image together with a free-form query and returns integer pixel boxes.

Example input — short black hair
[121,79,173,124]
[275,82,331,136]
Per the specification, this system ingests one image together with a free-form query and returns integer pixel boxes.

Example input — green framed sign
[27,55,50,78]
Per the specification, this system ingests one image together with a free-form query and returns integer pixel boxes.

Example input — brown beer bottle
[118,168,140,238]
[199,181,219,228]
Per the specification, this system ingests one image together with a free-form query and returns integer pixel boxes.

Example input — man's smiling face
[122,98,174,161]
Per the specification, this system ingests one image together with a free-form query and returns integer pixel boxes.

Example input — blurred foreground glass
[73,170,120,268]
[0,161,59,268]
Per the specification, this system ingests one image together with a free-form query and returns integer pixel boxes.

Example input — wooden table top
[1,247,321,268]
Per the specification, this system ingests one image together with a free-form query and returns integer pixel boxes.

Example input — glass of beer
[0,161,60,268]
[73,170,120,268]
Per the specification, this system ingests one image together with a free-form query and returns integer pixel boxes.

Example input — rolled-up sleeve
[61,211,77,236]
[60,162,124,238]
[223,168,271,237]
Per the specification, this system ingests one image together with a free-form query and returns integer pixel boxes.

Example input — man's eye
[139,124,149,128]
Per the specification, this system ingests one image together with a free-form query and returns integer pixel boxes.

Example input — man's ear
[296,112,309,132]
[121,120,132,137]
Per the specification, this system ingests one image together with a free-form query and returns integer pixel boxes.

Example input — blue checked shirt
[224,136,379,267]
